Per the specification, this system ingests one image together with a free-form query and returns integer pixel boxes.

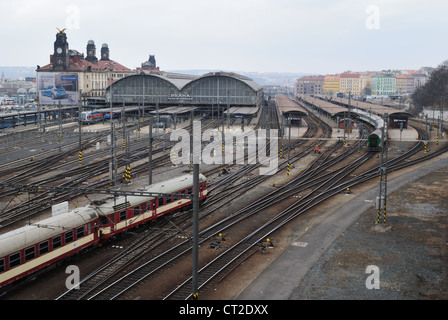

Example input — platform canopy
[297,94,348,118]
[327,96,415,118]
[223,106,259,116]
[149,106,197,115]
[276,94,308,118]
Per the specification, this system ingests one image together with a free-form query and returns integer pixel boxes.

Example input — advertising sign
[37,72,79,105]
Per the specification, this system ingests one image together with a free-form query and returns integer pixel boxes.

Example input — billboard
[37,72,79,105]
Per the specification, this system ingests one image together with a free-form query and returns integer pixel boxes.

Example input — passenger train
[355,108,387,151]
[0,174,207,289]
[80,111,109,123]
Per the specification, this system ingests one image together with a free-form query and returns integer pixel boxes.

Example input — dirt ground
[288,164,448,300]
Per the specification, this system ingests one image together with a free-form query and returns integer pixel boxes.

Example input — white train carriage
[0,207,100,288]
[80,111,106,123]
[96,174,208,240]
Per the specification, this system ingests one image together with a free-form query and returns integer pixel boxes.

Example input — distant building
[339,73,365,96]
[294,75,324,96]
[371,74,396,95]
[136,54,160,73]
[323,75,340,94]
[395,75,414,94]
[36,29,134,105]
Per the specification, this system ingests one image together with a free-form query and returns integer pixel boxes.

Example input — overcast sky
[1,0,447,74]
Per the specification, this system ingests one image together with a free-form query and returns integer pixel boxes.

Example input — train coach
[357,109,387,151]
[0,173,207,289]
[80,111,107,123]
[96,173,207,241]
[367,129,383,150]
[0,207,100,288]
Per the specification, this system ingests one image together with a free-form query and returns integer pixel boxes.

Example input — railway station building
[105,71,264,122]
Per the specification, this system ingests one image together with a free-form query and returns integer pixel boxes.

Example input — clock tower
[86,40,98,64]
[100,43,110,61]
[53,28,69,70]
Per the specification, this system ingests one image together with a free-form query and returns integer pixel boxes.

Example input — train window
[9,252,21,269]
[0,258,4,273]
[87,223,91,235]
[187,187,192,195]
[134,206,140,215]
[25,246,35,262]
[166,196,172,204]
[119,211,127,221]
[180,189,186,198]
[76,226,84,240]
[100,216,109,226]
[65,231,74,244]
[158,198,164,207]
[39,241,49,255]
[53,235,62,249]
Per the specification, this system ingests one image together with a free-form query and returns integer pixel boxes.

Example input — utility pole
[227,90,230,129]
[125,130,131,183]
[441,96,444,134]
[347,91,351,146]
[122,106,126,150]
[58,100,63,143]
[189,109,194,171]
[109,83,116,188]
[376,113,388,223]
[78,91,82,165]
[148,119,153,185]
[287,117,291,176]
[192,155,200,300]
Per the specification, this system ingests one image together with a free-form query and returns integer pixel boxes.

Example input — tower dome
[100,43,110,61]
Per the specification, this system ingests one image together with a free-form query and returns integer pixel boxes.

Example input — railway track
[10,106,447,300]
[54,112,342,300]
[162,129,433,300]
[0,116,205,228]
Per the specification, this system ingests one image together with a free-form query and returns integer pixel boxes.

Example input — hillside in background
[0,66,36,79]
[168,69,309,86]
[0,66,308,87]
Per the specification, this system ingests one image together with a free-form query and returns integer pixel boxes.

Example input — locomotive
[0,173,207,289]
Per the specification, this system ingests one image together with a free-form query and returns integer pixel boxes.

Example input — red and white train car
[0,207,99,288]
[96,173,207,240]
[0,173,208,289]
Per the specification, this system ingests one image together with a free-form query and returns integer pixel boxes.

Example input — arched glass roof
[106,71,263,106]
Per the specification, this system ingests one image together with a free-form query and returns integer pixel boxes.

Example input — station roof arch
[181,72,263,106]
[105,71,263,107]
[107,73,184,104]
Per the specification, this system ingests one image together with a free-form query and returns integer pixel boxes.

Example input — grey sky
[1,0,447,74]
